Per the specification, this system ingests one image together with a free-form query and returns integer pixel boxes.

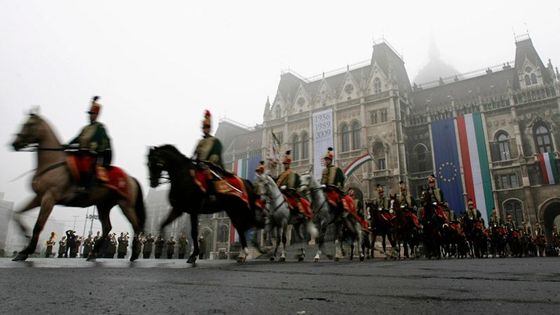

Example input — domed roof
[414,41,460,85]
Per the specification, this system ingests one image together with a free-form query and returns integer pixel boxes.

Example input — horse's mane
[156,144,189,161]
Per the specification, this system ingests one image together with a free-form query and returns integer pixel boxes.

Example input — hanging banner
[312,109,334,179]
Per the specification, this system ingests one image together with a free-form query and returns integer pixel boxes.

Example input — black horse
[147,145,265,264]
[419,191,448,259]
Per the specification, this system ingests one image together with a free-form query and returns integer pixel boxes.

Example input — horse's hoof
[279,257,286,262]
[269,257,275,262]
[314,258,319,262]
[298,256,304,262]
[12,252,28,261]
[360,255,365,262]
[187,256,197,264]
[86,256,96,262]
[334,257,340,262]
[237,257,246,263]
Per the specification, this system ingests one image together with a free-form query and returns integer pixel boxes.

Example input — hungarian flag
[456,113,494,224]
[538,152,559,185]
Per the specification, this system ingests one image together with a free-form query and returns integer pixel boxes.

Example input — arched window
[504,200,524,229]
[524,74,531,86]
[531,73,537,84]
[351,121,361,150]
[341,123,350,152]
[218,225,229,243]
[496,131,511,160]
[275,106,281,119]
[301,131,309,160]
[372,141,386,170]
[413,144,429,172]
[292,134,300,161]
[373,78,382,94]
[534,124,553,153]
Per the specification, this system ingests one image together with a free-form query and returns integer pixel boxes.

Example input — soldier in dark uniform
[142,233,155,259]
[117,232,129,259]
[82,233,93,258]
[166,236,176,259]
[276,151,312,219]
[105,233,117,258]
[74,236,82,258]
[177,233,189,259]
[154,235,165,259]
[65,230,76,258]
[57,236,67,258]
[198,235,206,260]
[45,232,56,258]
[374,184,389,211]
[68,96,112,189]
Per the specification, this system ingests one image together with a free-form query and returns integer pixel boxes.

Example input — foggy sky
[1,0,559,234]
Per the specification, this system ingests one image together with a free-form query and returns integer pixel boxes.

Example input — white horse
[300,172,364,261]
[254,173,290,261]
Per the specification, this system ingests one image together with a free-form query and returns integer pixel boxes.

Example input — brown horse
[11,113,145,261]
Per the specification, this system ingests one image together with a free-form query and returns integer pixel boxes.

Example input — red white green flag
[538,152,559,185]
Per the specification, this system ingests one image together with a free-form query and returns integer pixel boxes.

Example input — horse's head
[389,194,399,211]
[254,173,278,199]
[147,146,168,188]
[12,113,43,151]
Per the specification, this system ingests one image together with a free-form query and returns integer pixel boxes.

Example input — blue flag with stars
[430,118,465,215]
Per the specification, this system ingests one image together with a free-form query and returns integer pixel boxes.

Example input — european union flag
[430,118,465,215]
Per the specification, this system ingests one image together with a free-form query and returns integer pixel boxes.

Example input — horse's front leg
[187,214,199,264]
[13,196,41,240]
[236,229,249,263]
[13,195,54,261]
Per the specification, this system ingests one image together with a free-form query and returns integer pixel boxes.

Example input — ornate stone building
[261,36,560,245]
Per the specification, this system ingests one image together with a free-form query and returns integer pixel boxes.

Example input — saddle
[404,211,420,228]
[192,168,249,206]
[325,187,368,229]
[66,156,130,201]
[283,191,313,219]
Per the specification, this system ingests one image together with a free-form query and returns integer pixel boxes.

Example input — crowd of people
[42,231,193,260]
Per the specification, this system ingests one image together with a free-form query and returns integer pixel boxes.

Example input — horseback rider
[398,180,417,211]
[321,147,356,217]
[425,174,445,205]
[193,110,224,169]
[193,110,224,204]
[320,147,345,190]
[277,151,312,218]
[68,96,112,189]
[463,199,483,238]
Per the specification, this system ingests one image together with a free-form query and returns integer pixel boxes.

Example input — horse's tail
[132,177,146,232]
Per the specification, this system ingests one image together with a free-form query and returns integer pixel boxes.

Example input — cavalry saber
[208,169,243,194]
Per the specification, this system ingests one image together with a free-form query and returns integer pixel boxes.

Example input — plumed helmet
[282,150,292,165]
[88,96,101,115]
[255,160,266,173]
[202,110,212,128]
[324,147,334,160]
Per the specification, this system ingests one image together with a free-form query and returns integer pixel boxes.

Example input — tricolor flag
[232,156,261,181]
[538,152,560,185]
[343,152,373,177]
[456,112,494,224]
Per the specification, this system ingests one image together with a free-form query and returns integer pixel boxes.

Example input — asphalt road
[1,256,559,315]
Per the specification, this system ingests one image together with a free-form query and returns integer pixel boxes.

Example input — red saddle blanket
[381,211,396,222]
[449,222,465,236]
[193,170,249,205]
[67,156,130,201]
[326,189,368,230]
[405,211,420,228]
[285,194,313,219]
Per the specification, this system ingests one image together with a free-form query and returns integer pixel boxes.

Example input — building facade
[261,36,560,244]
